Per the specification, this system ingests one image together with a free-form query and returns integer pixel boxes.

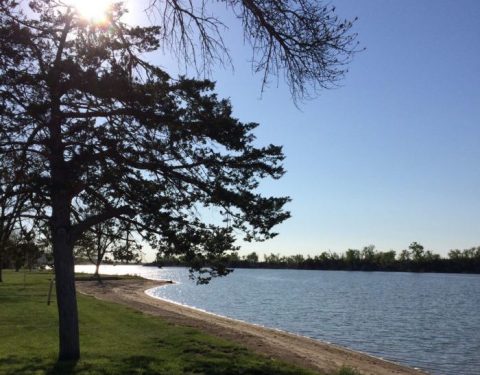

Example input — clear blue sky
[131,1,480,258]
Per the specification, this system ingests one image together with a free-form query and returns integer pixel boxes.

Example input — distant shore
[77,278,425,375]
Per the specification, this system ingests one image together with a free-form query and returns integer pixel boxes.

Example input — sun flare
[68,0,113,24]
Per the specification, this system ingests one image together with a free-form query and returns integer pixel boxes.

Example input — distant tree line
[153,242,480,274]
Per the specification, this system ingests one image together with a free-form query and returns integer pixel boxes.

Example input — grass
[337,367,361,375]
[0,270,321,375]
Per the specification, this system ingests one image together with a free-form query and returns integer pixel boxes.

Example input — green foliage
[244,251,259,264]
[0,271,317,374]
[409,242,424,261]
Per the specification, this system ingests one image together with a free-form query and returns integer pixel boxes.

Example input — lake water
[76,265,480,375]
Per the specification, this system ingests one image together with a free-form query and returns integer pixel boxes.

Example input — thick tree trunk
[53,230,80,360]
[52,192,80,361]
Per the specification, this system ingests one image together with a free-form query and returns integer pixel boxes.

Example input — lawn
[0,270,319,375]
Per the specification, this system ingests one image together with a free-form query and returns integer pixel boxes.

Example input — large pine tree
[0,0,290,360]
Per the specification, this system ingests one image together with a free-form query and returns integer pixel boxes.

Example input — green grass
[337,367,361,375]
[0,270,320,375]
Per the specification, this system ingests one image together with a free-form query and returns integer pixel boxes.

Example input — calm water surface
[76,265,480,375]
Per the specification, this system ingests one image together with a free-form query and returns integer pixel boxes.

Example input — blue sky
[131,1,480,257]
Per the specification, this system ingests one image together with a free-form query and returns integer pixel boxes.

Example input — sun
[68,0,113,24]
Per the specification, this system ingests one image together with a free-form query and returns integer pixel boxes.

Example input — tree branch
[70,206,136,242]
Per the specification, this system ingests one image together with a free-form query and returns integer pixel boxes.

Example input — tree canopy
[0,0,290,262]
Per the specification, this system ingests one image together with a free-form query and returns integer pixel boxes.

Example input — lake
[76,265,480,374]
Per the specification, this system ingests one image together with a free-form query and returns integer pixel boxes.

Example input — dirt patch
[76,278,425,375]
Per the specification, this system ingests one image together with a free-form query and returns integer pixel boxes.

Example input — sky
[127,0,480,259]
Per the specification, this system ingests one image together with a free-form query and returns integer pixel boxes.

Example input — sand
[76,278,425,375]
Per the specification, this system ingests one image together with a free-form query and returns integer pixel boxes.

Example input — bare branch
[147,0,361,100]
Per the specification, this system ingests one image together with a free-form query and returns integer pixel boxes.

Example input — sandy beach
[76,278,425,375]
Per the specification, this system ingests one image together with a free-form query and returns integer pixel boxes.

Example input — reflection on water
[75,265,480,375]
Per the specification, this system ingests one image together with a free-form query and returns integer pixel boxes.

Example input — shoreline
[76,278,425,375]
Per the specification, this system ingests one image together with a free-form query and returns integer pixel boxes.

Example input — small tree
[345,248,360,269]
[74,219,136,278]
[399,249,411,262]
[244,251,259,264]
[111,226,143,265]
[409,242,425,262]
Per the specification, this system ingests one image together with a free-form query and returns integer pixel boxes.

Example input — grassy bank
[0,270,323,375]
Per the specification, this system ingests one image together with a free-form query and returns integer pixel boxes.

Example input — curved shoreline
[76,278,425,375]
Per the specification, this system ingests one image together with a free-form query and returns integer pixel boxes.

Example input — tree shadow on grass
[0,294,26,304]
[46,359,78,375]
[118,355,158,374]
[0,354,311,375]
[118,354,307,375]
[0,356,81,375]
[0,356,53,375]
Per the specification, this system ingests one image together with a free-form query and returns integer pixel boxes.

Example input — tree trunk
[94,261,102,283]
[52,189,80,361]
[0,243,4,282]
[94,237,101,278]
[94,262,100,277]
[52,225,80,361]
